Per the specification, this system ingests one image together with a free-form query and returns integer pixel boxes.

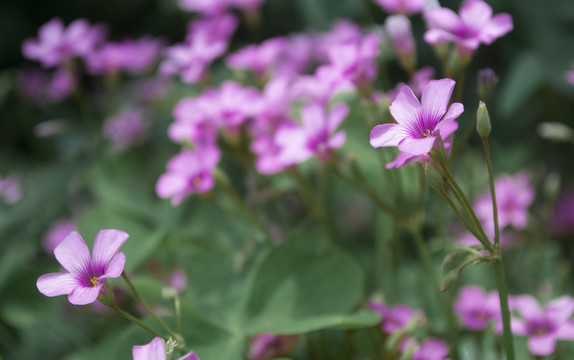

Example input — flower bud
[441,249,471,273]
[424,163,443,190]
[477,68,498,101]
[440,269,460,292]
[537,122,574,142]
[385,15,416,73]
[476,101,491,138]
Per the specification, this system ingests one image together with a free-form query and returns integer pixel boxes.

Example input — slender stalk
[410,229,460,360]
[331,163,405,225]
[493,256,515,360]
[440,163,493,251]
[122,272,178,339]
[482,137,500,246]
[437,188,482,240]
[109,304,167,340]
[174,295,183,340]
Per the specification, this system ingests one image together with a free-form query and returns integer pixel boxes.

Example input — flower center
[422,129,432,138]
[193,177,202,188]
[90,277,100,287]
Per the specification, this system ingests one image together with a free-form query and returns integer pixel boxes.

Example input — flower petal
[54,231,92,277]
[101,252,126,279]
[327,103,349,133]
[385,152,419,169]
[37,272,78,297]
[460,0,493,30]
[68,284,102,305]
[389,85,421,126]
[424,8,461,30]
[528,335,556,356]
[511,318,528,335]
[556,321,574,340]
[437,102,464,129]
[424,29,457,45]
[421,79,456,129]
[178,352,200,360]
[133,337,166,360]
[512,295,542,321]
[92,229,129,272]
[545,296,574,325]
[480,13,513,44]
[370,123,403,148]
[438,120,458,140]
[328,131,346,149]
[398,136,436,156]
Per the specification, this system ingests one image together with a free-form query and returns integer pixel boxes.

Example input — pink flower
[249,333,298,359]
[169,97,218,145]
[36,230,128,305]
[551,189,574,235]
[187,14,238,44]
[412,338,450,360]
[385,15,416,70]
[314,20,363,63]
[474,172,534,232]
[374,0,426,15]
[178,0,228,15]
[369,301,421,333]
[156,146,221,205]
[424,0,513,56]
[454,286,501,331]
[86,37,164,75]
[275,102,348,165]
[0,174,22,204]
[512,295,574,356]
[226,37,287,80]
[291,65,353,104]
[103,107,146,151]
[370,78,463,168]
[133,337,199,360]
[22,18,105,68]
[327,33,380,90]
[43,218,76,253]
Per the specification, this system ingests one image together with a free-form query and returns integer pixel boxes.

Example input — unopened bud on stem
[476,101,491,138]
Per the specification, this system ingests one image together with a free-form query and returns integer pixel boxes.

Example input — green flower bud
[440,269,460,293]
[476,101,491,138]
[538,122,574,142]
[477,68,499,102]
[424,163,444,190]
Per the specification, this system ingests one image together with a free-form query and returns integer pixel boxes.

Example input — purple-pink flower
[133,337,199,360]
[369,301,422,333]
[156,146,221,205]
[511,295,574,356]
[0,174,22,204]
[86,37,164,75]
[412,338,450,360]
[43,218,76,254]
[226,37,287,80]
[454,286,501,331]
[249,333,298,359]
[22,18,105,68]
[274,102,348,165]
[36,230,128,305]
[424,0,513,56]
[103,107,146,151]
[327,33,379,91]
[551,189,574,235]
[370,78,463,168]
[474,172,534,232]
[385,15,416,70]
[374,0,426,15]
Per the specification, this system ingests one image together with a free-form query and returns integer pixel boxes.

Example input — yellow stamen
[90,277,100,287]
[422,129,432,138]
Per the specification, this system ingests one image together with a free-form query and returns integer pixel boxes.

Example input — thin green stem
[437,188,482,240]
[410,229,460,360]
[482,137,500,246]
[331,163,405,225]
[440,163,493,251]
[109,304,167,340]
[122,273,178,340]
[174,295,183,340]
[493,256,515,360]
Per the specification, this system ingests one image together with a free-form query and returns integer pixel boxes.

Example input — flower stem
[481,137,500,246]
[437,188,482,241]
[174,294,183,342]
[410,229,460,360]
[109,304,167,340]
[440,163,493,252]
[122,272,178,340]
[493,255,515,360]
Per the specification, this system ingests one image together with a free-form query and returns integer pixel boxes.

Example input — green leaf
[245,234,365,334]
